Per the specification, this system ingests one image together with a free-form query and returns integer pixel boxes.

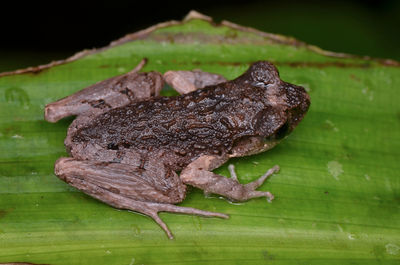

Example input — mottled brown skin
[45,60,310,239]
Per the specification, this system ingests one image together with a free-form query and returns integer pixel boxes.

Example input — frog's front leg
[180,155,279,202]
[55,157,228,239]
[45,58,163,122]
[164,69,227,94]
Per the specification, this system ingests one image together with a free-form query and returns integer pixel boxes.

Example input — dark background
[1,0,399,73]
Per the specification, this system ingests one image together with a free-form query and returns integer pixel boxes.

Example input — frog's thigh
[180,155,279,202]
[54,157,228,239]
[164,70,227,94]
[45,58,164,122]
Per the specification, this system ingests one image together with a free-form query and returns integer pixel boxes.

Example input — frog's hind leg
[164,69,227,94]
[45,58,164,122]
[54,157,228,239]
[180,155,279,202]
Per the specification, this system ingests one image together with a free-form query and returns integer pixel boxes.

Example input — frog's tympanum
[45,60,310,238]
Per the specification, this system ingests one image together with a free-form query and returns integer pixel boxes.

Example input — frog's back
[70,80,268,161]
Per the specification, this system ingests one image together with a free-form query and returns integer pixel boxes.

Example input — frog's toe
[244,165,280,190]
[227,164,279,202]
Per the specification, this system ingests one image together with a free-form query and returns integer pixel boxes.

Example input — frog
[44,59,310,239]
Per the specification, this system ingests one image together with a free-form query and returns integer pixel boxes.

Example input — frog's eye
[249,61,280,86]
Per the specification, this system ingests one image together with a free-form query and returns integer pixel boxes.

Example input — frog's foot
[228,164,279,202]
[164,69,227,94]
[54,157,228,239]
[180,155,279,202]
[143,203,228,239]
[44,58,164,123]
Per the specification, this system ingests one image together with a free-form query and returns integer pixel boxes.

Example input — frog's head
[240,61,311,139]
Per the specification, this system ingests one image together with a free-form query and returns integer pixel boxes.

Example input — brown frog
[44,60,310,239]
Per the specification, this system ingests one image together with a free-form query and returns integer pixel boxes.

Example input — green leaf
[0,11,399,265]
